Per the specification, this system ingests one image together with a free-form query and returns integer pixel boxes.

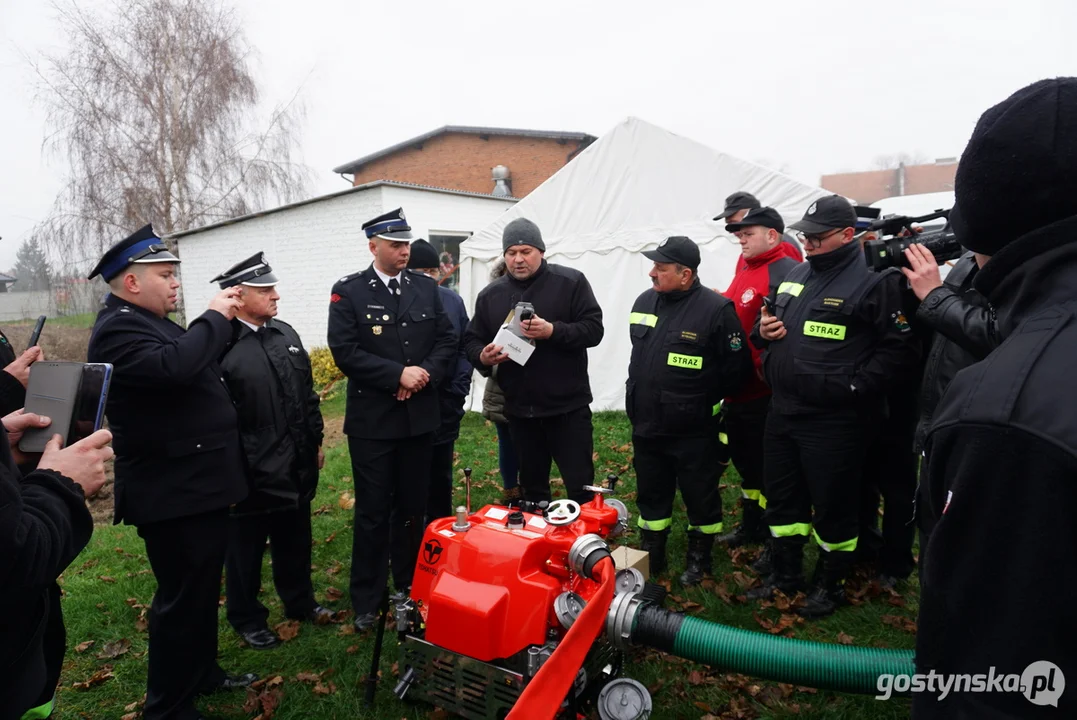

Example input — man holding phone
[87,225,256,720]
[463,218,604,505]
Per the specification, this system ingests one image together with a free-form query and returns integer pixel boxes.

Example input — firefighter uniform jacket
[87,294,248,526]
[220,318,324,513]
[327,266,457,440]
[627,278,752,437]
[752,241,919,415]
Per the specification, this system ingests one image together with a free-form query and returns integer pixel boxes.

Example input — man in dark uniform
[749,196,919,617]
[327,208,457,631]
[405,239,472,521]
[212,253,332,651]
[917,78,1077,718]
[87,225,256,720]
[1,412,113,720]
[627,236,752,585]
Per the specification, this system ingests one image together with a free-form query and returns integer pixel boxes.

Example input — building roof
[332,126,598,175]
[0,273,16,283]
[168,179,516,240]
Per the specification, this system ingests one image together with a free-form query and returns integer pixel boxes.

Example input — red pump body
[410,497,622,663]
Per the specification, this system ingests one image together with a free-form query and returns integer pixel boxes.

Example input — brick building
[821,158,958,204]
[332,126,597,199]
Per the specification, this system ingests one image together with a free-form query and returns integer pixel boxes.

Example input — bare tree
[872,151,930,170]
[27,0,309,276]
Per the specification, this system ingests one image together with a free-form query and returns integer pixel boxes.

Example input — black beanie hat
[502,217,546,253]
[952,77,1077,255]
[407,238,439,269]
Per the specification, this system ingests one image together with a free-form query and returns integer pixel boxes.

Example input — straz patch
[803,321,846,340]
[729,332,744,351]
[892,310,911,332]
[822,297,845,309]
[679,330,699,342]
[740,287,756,306]
[667,352,703,369]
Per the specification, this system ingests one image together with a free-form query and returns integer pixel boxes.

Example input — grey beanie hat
[502,217,546,253]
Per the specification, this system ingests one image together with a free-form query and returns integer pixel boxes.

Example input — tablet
[18,362,113,453]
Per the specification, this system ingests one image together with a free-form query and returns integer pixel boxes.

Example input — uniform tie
[387,277,401,309]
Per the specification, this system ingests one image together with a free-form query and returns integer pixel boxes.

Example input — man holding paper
[464,218,604,505]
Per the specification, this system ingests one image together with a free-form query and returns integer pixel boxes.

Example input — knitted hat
[502,218,546,253]
[406,238,439,269]
[952,77,1077,254]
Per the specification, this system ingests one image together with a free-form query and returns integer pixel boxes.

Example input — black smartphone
[28,315,46,349]
[762,296,775,313]
[69,363,113,444]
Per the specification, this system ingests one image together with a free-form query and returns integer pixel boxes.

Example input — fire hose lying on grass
[370,472,914,719]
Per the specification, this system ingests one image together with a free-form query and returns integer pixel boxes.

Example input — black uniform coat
[0,432,92,719]
[328,267,457,440]
[626,278,752,437]
[87,294,247,525]
[916,215,1077,719]
[220,318,324,513]
[0,329,27,416]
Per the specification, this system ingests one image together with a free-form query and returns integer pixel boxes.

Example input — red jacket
[720,245,801,402]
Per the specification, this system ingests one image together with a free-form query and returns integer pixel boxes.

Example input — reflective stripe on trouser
[21,696,54,720]
[638,516,672,532]
[687,522,724,535]
[761,410,868,557]
[633,433,725,536]
[741,488,767,510]
[812,527,858,553]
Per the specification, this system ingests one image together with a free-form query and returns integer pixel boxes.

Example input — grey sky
[2,0,1074,272]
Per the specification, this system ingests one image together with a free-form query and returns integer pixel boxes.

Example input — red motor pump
[391,474,654,720]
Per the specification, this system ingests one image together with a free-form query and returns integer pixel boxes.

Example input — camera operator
[463,218,604,505]
[627,237,751,585]
[87,226,256,720]
[1,412,113,720]
[916,77,1077,719]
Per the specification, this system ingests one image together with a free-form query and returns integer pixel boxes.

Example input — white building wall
[175,185,513,351]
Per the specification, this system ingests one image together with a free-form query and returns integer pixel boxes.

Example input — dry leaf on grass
[325,586,344,601]
[72,665,114,690]
[338,492,355,510]
[837,631,855,645]
[97,638,131,659]
[274,621,301,642]
[74,640,95,653]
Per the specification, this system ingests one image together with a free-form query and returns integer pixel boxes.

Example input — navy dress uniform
[748,196,920,617]
[213,254,333,651]
[627,237,752,586]
[86,226,254,720]
[326,209,457,628]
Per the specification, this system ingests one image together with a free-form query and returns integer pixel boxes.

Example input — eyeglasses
[796,229,843,247]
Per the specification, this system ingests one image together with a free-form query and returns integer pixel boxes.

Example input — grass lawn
[54,393,916,719]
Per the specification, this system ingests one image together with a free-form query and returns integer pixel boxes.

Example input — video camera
[862,208,964,271]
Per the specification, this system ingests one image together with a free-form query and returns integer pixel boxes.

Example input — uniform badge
[740,287,756,306]
[892,311,911,332]
[372,325,383,335]
[288,345,300,354]
[807,201,818,215]
[330,293,341,303]
[729,332,744,351]
[680,330,698,341]
[382,314,390,321]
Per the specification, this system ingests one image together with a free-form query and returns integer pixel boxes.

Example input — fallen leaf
[346,644,359,654]
[72,665,114,690]
[338,492,355,511]
[97,638,132,659]
[730,571,756,591]
[296,672,320,683]
[313,504,332,515]
[837,631,854,645]
[274,622,300,642]
[324,532,337,544]
[615,443,632,452]
[881,614,917,633]
[312,681,334,695]
[99,576,116,584]
[120,713,138,720]
[325,586,344,602]
[75,640,95,653]
[266,675,284,688]
[688,670,707,686]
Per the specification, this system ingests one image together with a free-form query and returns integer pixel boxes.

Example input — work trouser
[723,395,771,513]
[763,410,869,553]
[225,502,316,633]
[859,391,918,578]
[633,434,726,535]
[508,406,594,505]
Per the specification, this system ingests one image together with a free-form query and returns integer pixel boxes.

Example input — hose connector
[606,591,644,650]
[568,533,611,580]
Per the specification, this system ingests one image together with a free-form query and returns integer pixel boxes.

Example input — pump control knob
[582,484,612,495]
[597,678,652,720]
[545,499,582,526]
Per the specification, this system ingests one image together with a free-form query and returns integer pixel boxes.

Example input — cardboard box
[610,545,649,579]
[493,325,536,366]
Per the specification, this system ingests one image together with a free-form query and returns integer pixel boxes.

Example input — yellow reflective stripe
[667,353,703,370]
[741,489,767,510]
[688,522,724,535]
[778,282,804,296]
[812,528,858,553]
[802,321,846,340]
[21,696,54,720]
[638,516,672,531]
[770,522,811,538]
[629,312,658,327]
[712,401,723,416]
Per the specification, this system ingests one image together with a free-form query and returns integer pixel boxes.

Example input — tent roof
[461,117,831,262]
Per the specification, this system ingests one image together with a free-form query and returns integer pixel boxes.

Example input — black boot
[751,539,774,578]
[746,537,805,600]
[717,500,768,547]
[679,530,714,587]
[798,552,852,618]
[639,529,669,579]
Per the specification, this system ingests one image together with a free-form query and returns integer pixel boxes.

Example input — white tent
[459,117,832,411]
